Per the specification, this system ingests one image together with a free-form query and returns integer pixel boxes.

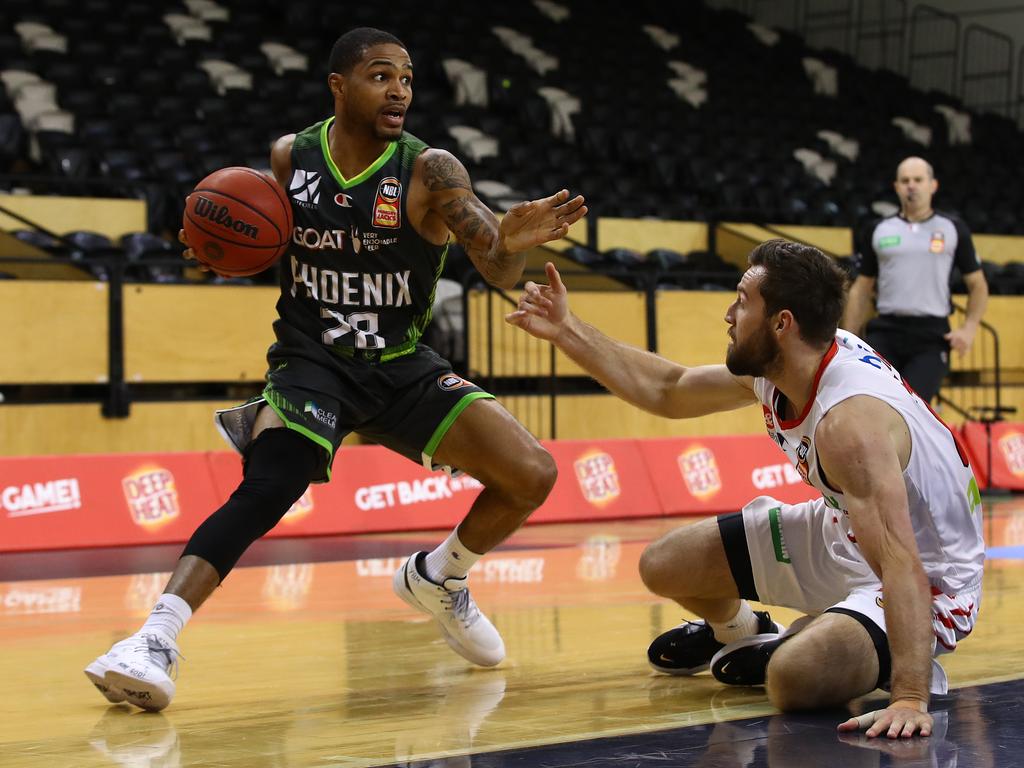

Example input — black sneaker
[710,633,786,686]
[647,611,783,676]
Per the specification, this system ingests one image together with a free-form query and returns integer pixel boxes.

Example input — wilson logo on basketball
[193,196,259,239]
[122,466,180,529]
[574,450,621,507]
[999,431,1024,477]
[677,445,722,500]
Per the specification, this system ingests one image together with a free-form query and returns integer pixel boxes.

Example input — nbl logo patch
[437,374,472,391]
[373,176,402,228]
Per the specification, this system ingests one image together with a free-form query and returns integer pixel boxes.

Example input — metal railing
[908,4,960,96]
[854,0,907,72]
[803,0,855,55]
[962,24,1013,118]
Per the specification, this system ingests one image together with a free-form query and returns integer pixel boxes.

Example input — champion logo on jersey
[289,169,321,209]
[334,192,353,208]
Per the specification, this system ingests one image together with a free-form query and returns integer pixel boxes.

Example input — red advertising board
[532,439,662,522]
[961,421,1024,491]
[637,435,819,515]
[1,435,824,553]
[0,453,221,551]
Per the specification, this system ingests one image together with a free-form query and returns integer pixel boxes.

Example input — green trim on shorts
[768,506,791,564]
[262,386,336,481]
[422,391,495,459]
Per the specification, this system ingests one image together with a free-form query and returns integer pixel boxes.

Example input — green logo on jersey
[966,476,981,512]
[769,507,791,564]
[878,235,901,249]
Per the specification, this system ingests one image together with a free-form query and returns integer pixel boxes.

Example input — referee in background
[843,156,989,404]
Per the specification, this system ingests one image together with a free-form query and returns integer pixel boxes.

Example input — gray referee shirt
[857,211,980,318]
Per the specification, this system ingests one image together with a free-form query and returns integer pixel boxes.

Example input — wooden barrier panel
[0,194,146,239]
[655,290,733,367]
[0,401,365,456]
[597,218,708,254]
[766,224,852,255]
[981,297,1024,370]
[468,289,647,377]
[974,234,1024,266]
[123,284,278,382]
[0,281,108,383]
[498,394,763,440]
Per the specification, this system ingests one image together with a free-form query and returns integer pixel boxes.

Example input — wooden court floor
[1,499,1022,768]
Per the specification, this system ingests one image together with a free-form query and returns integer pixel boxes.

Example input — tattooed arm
[419,149,587,290]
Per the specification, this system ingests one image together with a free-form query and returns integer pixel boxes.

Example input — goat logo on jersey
[373,176,402,228]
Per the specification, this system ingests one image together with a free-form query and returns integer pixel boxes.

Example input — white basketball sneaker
[84,653,127,705]
[85,633,180,712]
[393,552,505,667]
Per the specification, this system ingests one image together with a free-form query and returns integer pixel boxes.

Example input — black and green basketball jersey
[277,117,447,360]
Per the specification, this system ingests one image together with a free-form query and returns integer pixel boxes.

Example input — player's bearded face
[726,314,781,377]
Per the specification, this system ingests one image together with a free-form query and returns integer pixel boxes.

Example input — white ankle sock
[140,593,192,642]
[424,529,481,582]
[709,601,759,644]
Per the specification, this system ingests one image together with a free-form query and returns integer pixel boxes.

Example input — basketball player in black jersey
[84,27,586,712]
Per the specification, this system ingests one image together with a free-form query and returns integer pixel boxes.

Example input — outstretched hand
[837,700,933,739]
[505,262,570,342]
[178,229,210,272]
[499,190,587,253]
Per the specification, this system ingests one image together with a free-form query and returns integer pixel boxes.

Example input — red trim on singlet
[774,340,839,430]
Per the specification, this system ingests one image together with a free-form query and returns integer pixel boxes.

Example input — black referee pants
[866,315,950,404]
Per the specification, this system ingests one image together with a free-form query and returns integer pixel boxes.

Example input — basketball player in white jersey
[506,239,984,739]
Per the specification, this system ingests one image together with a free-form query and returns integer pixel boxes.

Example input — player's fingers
[542,189,570,208]
[898,719,920,739]
[556,195,586,215]
[559,203,588,226]
[177,229,189,246]
[546,262,565,293]
[836,716,861,732]
[855,710,890,738]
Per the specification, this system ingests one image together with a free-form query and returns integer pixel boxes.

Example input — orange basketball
[183,167,293,277]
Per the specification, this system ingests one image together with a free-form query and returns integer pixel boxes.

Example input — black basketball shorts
[215,333,493,482]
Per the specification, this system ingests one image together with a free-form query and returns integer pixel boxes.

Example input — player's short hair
[328,28,406,75]
[748,239,848,346]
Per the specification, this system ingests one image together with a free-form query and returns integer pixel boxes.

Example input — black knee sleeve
[181,428,321,581]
